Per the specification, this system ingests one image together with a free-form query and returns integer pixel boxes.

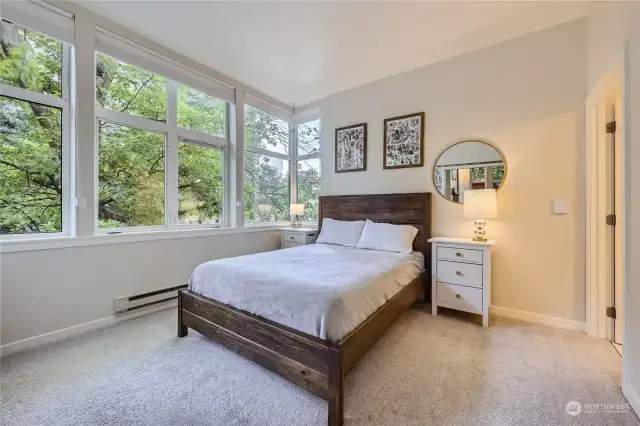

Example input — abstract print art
[335,123,367,173]
[383,112,425,169]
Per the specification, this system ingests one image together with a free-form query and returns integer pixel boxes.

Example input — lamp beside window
[463,189,498,242]
[290,204,304,228]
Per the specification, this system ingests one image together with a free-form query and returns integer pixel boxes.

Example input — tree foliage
[1,24,63,233]
[1,24,321,234]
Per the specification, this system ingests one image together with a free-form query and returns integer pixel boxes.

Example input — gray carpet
[1,306,638,426]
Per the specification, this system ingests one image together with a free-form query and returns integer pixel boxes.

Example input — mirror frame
[432,139,507,204]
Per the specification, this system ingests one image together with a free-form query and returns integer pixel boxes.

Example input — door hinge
[606,306,617,319]
[606,214,616,226]
[606,121,617,134]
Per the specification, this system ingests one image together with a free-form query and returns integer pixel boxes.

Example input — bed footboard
[177,290,341,423]
[177,274,422,426]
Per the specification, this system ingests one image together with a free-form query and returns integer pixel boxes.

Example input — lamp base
[291,215,302,228]
[472,219,487,242]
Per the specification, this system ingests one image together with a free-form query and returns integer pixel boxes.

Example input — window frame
[94,52,230,234]
[243,103,293,226]
[176,136,227,229]
[0,21,73,241]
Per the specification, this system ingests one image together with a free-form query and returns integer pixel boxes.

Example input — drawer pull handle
[456,271,463,276]
[456,294,461,299]
[456,252,462,257]
[290,236,294,240]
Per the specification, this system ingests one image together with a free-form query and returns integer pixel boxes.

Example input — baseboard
[622,383,640,419]
[0,301,176,358]
[490,305,587,332]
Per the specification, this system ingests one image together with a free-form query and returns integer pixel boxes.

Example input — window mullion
[245,146,290,160]
[0,84,66,109]
[290,123,297,205]
[62,43,73,237]
[166,80,179,229]
[176,128,226,147]
[94,107,168,133]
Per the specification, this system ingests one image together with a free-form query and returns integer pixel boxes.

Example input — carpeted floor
[1,306,638,426]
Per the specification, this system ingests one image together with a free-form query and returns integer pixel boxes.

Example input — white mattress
[188,244,424,341]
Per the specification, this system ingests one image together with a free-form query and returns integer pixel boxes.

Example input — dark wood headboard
[318,192,432,257]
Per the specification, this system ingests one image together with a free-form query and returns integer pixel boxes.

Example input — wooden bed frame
[177,192,432,426]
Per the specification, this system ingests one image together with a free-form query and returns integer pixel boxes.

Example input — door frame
[585,47,626,341]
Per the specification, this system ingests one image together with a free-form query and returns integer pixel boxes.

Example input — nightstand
[428,237,495,327]
[281,228,318,249]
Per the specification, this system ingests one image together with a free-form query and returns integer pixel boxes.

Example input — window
[0,97,63,234]
[244,105,291,224]
[296,158,320,222]
[95,42,229,231]
[178,140,224,226]
[95,54,168,230]
[245,105,289,155]
[293,116,321,223]
[178,85,225,138]
[0,20,70,237]
[0,21,62,97]
[96,53,166,122]
[97,121,165,228]
[296,119,320,156]
[244,151,290,223]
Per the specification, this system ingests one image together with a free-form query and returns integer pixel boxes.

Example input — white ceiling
[81,1,591,107]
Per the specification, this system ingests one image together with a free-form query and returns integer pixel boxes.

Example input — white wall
[0,231,280,346]
[625,26,640,416]
[320,20,587,322]
[587,2,640,415]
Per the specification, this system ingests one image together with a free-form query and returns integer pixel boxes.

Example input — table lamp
[463,189,497,242]
[290,204,304,228]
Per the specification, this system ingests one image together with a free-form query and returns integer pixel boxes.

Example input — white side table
[428,237,495,327]
[281,228,318,249]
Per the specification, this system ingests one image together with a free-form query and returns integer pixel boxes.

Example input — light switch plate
[552,199,569,214]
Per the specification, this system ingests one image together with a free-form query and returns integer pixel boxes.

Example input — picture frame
[383,112,425,169]
[335,123,367,173]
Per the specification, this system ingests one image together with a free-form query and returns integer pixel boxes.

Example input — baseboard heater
[114,284,188,315]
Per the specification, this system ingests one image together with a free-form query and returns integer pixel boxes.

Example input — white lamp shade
[463,189,498,219]
[290,204,305,215]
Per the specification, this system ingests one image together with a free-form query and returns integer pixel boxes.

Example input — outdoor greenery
[1,23,320,234]
[470,165,505,183]
[244,108,320,223]
[1,23,63,234]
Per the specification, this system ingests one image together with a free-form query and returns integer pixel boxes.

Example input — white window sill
[0,225,285,254]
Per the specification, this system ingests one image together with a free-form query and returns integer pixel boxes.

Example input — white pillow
[316,218,365,247]
[356,220,418,253]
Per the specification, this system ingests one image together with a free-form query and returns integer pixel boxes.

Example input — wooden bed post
[328,346,344,426]
[178,290,188,337]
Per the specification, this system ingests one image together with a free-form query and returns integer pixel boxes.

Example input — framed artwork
[383,112,425,169]
[335,123,367,173]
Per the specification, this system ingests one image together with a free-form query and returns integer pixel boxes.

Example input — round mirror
[433,140,506,203]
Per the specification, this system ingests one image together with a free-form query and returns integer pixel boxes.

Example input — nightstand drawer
[436,282,483,314]
[437,246,483,263]
[282,233,304,244]
[436,260,483,288]
[283,242,302,249]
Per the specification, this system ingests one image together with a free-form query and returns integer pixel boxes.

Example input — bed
[177,192,432,426]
